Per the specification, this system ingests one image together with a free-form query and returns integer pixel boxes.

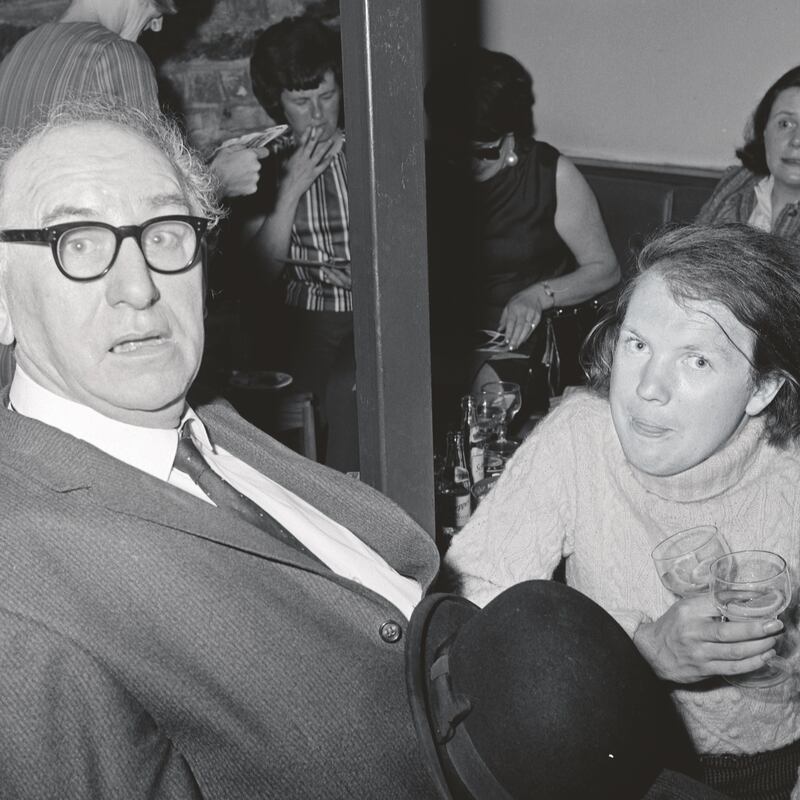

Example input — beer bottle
[460,394,485,486]
[435,431,472,554]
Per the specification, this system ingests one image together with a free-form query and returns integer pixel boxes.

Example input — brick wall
[0,0,339,153]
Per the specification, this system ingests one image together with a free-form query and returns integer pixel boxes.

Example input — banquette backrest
[577,159,722,275]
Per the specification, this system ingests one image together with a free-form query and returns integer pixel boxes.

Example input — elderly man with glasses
[0,101,441,798]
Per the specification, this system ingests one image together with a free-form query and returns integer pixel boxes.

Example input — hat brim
[406,592,479,799]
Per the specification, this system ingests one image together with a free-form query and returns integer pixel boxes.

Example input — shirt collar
[748,174,774,232]
[9,365,208,481]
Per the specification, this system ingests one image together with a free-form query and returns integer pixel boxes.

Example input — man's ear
[148,16,163,32]
[746,372,786,416]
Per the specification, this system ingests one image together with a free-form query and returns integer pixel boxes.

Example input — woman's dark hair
[425,48,534,144]
[582,223,800,446]
[250,15,342,124]
[737,65,800,174]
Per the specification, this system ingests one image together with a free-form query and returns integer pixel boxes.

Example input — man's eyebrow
[41,194,190,227]
[149,192,190,210]
[41,205,97,226]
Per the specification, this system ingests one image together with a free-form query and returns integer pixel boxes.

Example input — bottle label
[454,493,471,527]
[454,466,470,484]
[469,447,485,483]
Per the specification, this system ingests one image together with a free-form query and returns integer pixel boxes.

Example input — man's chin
[84,377,193,428]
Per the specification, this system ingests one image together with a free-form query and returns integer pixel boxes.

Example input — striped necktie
[174,426,323,566]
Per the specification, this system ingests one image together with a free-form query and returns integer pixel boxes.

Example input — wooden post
[339,1,435,533]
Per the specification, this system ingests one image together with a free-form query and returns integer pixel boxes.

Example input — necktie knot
[173,423,322,565]
[174,426,214,485]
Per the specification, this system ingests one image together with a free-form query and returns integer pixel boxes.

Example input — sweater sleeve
[443,400,579,607]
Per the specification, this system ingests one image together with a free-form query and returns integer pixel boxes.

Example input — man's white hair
[0,98,224,229]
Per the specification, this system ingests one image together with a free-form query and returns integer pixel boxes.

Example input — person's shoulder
[89,26,149,57]
[522,389,611,451]
[72,22,126,42]
[26,21,117,47]
[549,389,609,427]
[527,139,561,167]
[711,165,758,196]
[0,22,62,62]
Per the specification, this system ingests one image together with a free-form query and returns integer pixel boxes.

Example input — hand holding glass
[710,550,791,688]
[652,525,730,598]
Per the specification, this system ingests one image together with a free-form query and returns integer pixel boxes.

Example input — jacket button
[379,620,402,643]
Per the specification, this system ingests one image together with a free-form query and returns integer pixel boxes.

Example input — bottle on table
[460,394,485,486]
[435,430,472,554]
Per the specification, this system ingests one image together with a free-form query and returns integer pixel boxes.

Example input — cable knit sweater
[445,390,800,769]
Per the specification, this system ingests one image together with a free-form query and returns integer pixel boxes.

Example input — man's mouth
[110,335,166,354]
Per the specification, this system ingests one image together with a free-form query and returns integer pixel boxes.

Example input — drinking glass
[475,392,505,439]
[480,381,521,458]
[652,525,730,598]
[710,550,792,688]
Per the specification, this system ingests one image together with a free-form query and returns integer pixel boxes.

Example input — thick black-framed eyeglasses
[0,215,210,282]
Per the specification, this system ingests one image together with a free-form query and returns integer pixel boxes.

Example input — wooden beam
[339,1,435,533]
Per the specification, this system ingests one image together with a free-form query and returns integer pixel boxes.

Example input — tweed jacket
[0,398,441,799]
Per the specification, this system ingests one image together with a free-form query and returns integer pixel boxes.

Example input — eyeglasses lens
[142,219,197,272]
[57,220,197,278]
[58,226,116,279]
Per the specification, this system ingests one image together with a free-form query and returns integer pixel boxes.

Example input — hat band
[430,654,516,799]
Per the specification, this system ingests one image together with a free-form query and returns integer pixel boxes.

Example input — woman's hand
[281,127,343,203]
[633,595,783,683]
[499,284,547,350]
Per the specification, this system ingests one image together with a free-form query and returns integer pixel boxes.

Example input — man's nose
[104,238,160,309]
[791,127,800,147]
[310,99,324,120]
[635,356,670,403]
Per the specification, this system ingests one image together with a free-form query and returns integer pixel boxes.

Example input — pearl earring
[505,152,518,167]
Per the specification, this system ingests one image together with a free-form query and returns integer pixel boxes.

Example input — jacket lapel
[198,401,440,589]
[0,404,324,571]
[0,400,438,595]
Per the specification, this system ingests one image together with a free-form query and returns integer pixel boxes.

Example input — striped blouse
[0,22,159,135]
[285,148,351,313]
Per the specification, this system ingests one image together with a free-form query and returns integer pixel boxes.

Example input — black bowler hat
[406,580,697,800]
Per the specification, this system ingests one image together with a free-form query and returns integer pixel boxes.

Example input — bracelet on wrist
[541,281,556,309]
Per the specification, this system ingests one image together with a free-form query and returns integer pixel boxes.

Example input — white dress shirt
[9,366,422,619]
